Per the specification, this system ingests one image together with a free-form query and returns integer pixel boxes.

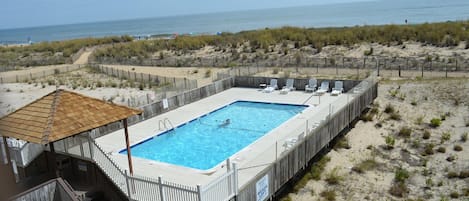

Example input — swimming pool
[120,101,307,170]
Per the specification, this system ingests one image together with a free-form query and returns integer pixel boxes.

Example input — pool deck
[96,87,354,187]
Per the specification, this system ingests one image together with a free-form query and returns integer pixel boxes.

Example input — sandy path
[73,49,93,65]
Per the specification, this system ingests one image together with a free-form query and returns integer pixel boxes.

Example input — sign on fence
[256,174,269,201]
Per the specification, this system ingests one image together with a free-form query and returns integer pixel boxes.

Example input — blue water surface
[120,101,307,170]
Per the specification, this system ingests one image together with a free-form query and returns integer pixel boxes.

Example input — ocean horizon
[1,0,469,44]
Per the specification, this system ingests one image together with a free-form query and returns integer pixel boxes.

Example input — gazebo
[0,89,142,177]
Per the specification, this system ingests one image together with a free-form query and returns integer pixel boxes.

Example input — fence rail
[0,64,85,83]
[96,65,198,92]
[94,56,469,72]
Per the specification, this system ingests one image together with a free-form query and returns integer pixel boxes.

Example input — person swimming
[219,119,230,127]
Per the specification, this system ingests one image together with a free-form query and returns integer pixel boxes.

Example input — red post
[124,119,134,175]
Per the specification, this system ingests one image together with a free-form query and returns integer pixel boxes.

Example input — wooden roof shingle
[0,89,142,144]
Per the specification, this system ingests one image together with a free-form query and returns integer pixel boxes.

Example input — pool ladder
[159,118,175,133]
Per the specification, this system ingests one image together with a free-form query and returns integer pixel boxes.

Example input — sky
[0,0,370,29]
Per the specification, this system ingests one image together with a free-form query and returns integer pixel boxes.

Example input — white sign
[162,98,169,109]
[256,174,269,201]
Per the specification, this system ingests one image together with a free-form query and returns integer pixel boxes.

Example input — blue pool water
[120,101,307,170]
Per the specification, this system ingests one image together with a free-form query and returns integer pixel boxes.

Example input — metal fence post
[125,170,132,199]
[88,133,94,160]
[233,163,239,195]
[159,176,166,201]
[197,185,203,201]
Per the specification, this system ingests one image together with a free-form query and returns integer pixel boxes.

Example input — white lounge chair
[280,79,295,94]
[305,78,317,93]
[316,81,329,95]
[263,79,278,93]
[331,81,344,96]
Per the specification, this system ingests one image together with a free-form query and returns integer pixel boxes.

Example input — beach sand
[287,78,469,201]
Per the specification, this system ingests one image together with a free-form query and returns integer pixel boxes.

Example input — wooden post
[421,63,424,78]
[445,64,448,78]
[124,119,134,175]
[398,65,401,77]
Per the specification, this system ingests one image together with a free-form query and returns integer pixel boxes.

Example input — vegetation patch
[311,156,331,180]
[333,138,351,150]
[422,130,431,140]
[398,127,412,138]
[352,158,378,173]
[453,145,463,151]
[320,189,336,201]
[429,118,441,128]
[325,167,343,185]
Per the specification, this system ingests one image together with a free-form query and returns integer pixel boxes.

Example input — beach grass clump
[446,155,456,162]
[398,127,412,138]
[429,118,442,128]
[311,156,331,180]
[463,188,469,196]
[411,139,421,148]
[425,177,433,188]
[453,145,463,151]
[447,171,459,179]
[333,138,351,150]
[423,143,435,155]
[394,167,410,183]
[440,132,451,143]
[422,130,431,140]
[279,196,292,201]
[459,170,469,179]
[449,192,459,199]
[360,114,374,122]
[388,89,399,98]
[389,182,409,198]
[320,189,336,201]
[415,115,424,125]
[389,112,402,121]
[436,147,446,153]
[384,104,395,114]
[293,172,312,193]
[385,135,395,150]
[325,167,343,185]
[352,158,378,173]
[461,133,468,142]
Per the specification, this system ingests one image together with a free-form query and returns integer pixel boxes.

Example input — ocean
[1,0,468,44]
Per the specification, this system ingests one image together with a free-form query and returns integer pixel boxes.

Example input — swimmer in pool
[219,119,230,127]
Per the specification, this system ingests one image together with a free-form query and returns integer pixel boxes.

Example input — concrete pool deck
[95,87,355,187]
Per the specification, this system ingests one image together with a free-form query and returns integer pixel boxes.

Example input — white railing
[201,163,238,201]
[89,140,129,195]
[8,142,44,167]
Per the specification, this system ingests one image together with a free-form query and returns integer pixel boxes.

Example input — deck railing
[9,178,81,201]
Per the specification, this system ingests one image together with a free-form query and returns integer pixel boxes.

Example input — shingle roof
[0,89,142,144]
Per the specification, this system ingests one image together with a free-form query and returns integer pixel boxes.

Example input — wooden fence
[94,56,469,72]
[0,64,85,83]
[96,65,198,92]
